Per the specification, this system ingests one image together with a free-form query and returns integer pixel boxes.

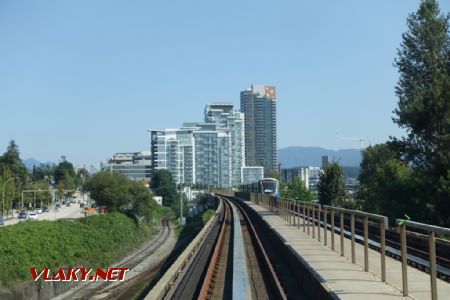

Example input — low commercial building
[101,151,152,181]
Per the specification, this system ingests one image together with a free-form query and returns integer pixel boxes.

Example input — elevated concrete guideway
[241,198,450,300]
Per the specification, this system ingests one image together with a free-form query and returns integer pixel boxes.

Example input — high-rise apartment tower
[240,85,277,176]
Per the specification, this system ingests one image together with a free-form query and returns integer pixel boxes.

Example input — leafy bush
[201,209,215,224]
[0,213,154,285]
[83,172,159,220]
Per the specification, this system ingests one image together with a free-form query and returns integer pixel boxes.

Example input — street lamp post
[2,178,18,218]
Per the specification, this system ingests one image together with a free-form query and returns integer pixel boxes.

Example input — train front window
[261,181,277,194]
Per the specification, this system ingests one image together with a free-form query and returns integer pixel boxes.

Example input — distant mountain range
[23,146,361,171]
[278,146,362,168]
[22,158,54,169]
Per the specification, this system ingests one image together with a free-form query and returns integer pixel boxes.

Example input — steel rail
[231,198,288,300]
[198,198,230,299]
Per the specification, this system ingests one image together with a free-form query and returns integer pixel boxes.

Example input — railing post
[287,200,290,224]
[380,221,386,282]
[302,204,306,232]
[276,198,279,215]
[307,206,310,235]
[286,200,288,222]
[340,211,344,256]
[280,199,283,218]
[292,201,296,226]
[364,216,369,272]
[289,200,293,225]
[292,201,295,225]
[284,199,287,221]
[297,201,300,229]
[317,206,321,242]
[429,231,437,300]
[287,200,289,223]
[331,209,335,251]
[324,207,328,246]
[351,213,355,263]
[400,224,408,297]
[312,206,316,239]
[285,200,287,221]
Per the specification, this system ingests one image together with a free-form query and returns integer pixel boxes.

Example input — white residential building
[241,166,264,185]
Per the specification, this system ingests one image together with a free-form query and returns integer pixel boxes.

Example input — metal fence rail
[396,219,450,300]
[256,193,388,280]
[323,205,388,281]
[251,191,450,300]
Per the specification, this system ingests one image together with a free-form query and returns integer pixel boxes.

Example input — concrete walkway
[246,201,450,300]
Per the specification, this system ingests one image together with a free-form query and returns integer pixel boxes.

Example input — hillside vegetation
[0,213,154,286]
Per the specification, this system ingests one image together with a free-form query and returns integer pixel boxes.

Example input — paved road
[2,195,85,226]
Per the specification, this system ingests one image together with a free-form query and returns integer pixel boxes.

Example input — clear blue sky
[1,0,449,168]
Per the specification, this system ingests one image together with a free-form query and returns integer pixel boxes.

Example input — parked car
[43,207,49,212]
[55,203,61,209]
[0,215,4,225]
[28,212,38,220]
[18,211,27,219]
[35,208,43,214]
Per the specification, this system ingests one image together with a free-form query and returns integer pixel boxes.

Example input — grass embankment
[174,208,217,238]
[0,213,155,286]
[201,209,215,224]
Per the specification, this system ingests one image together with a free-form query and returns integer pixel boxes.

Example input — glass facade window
[240,85,277,177]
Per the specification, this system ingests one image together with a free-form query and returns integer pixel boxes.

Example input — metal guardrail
[396,219,450,300]
[254,193,388,282]
[323,206,388,282]
[253,192,450,300]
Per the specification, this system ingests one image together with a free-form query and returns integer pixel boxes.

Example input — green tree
[83,172,132,211]
[128,181,156,220]
[77,167,90,183]
[357,144,425,222]
[150,170,178,206]
[54,160,78,190]
[84,172,158,220]
[317,163,346,207]
[31,163,55,183]
[0,140,27,185]
[392,0,450,225]
[0,141,27,210]
[57,181,65,201]
[0,176,18,214]
[281,177,314,202]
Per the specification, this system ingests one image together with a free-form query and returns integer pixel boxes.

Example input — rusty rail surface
[198,199,231,299]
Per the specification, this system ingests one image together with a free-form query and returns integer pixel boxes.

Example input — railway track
[68,217,173,300]
[155,195,308,299]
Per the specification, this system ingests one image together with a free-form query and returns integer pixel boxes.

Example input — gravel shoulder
[53,224,177,300]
